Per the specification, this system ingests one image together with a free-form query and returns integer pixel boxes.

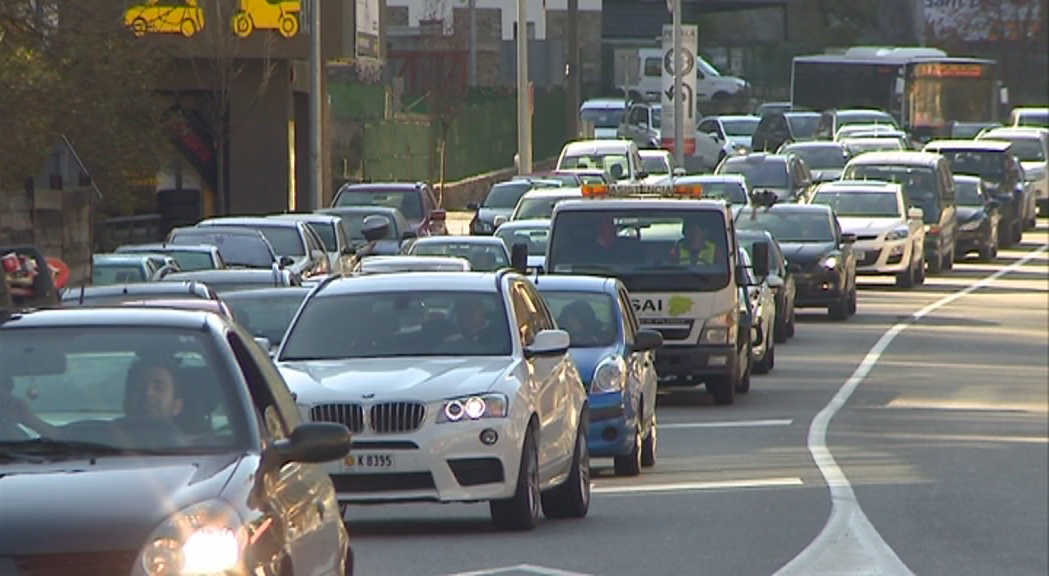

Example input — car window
[2,326,246,451]
[642,155,670,175]
[719,159,791,188]
[224,291,309,345]
[542,291,617,347]
[495,225,550,256]
[644,57,661,77]
[484,182,533,209]
[736,210,836,243]
[335,189,424,221]
[812,191,901,217]
[93,263,148,286]
[510,283,540,347]
[410,242,509,271]
[169,231,275,268]
[781,145,848,170]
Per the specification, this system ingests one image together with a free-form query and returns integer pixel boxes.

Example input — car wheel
[641,412,657,468]
[927,248,943,275]
[613,423,643,477]
[736,348,752,393]
[943,246,955,271]
[786,308,796,337]
[847,283,858,315]
[541,412,591,519]
[490,425,540,531]
[978,240,994,262]
[753,334,773,376]
[709,363,738,405]
[828,292,848,320]
[915,254,926,285]
[895,259,915,288]
[1012,221,1023,244]
[774,312,788,343]
[343,542,354,576]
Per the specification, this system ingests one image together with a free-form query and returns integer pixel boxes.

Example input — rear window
[541,291,617,348]
[93,264,147,286]
[484,182,533,209]
[718,158,790,189]
[169,232,274,269]
[932,149,1006,180]
[842,164,941,222]
[334,189,423,221]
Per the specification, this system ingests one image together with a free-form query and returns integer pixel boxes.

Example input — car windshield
[166,250,217,271]
[736,210,835,243]
[169,232,274,268]
[335,189,423,221]
[0,327,246,452]
[93,263,147,285]
[839,113,897,129]
[812,191,901,218]
[281,291,512,359]
[933,150,1005,180]
[410,242,509,271]
[580,107,625,128]
[561,154,631,180]
[686,181,748,204]
[723,118,759,137]
[786,114,820,138]
[223,291,308,345]
[484,182,533,209]
[988,137,1046,162]
[719,160,790,188]
[955,179,985,206]
[843,139,903,154]
[541,291,617,348]
[515,196,574,220]
[842,165,941,223]
[782,145,848,169]
[254,226,305,257]
[642,155,670,174]
[495,225,550,256]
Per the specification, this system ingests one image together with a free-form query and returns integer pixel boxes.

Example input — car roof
[707,115,760,122]
[844,151,944,167]
[923,139,1012,152]
[163,269,281,281]
[555,198,729,212]
[638,149,671,158]
[93,253,153,263]
[412,236,506,246]
[319,205,402,215]
[818,179,901,191]
[317,271,509,296]
[952,174,982,183]
[495,219,551,230]
[580,98,627,109]
[783,141,845,149]
[118,243,219,253]
[831,108,895,117]
[725,152,790,164]
[357,255,473,273]
[674,174,748,185]
[268,213,341,224]
[743,203,833,215]
[520,187,583,199]
[979,127,1049,139]
[533,274,619,294]
[338,182,423,192]
[199,217,302,228]
[172,225,267,237]
[784,111,821,118]
[60,282,217,302]
[561,140,636,155]
[220,286,313,300]
[0,307,214,330]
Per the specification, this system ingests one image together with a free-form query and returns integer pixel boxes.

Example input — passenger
[558,300,604,346]
[670,219,718,265]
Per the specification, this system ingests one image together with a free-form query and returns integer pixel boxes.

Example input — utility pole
[309,0,324,210]
[565,0,579,140]
[468,0,477,86]
[672,0,684,168]
[516,0,532,174]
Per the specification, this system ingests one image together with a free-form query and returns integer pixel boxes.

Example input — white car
[638,149,678,185]
[510,187,583,222]
[276,272,591,530]
[556,139,646,183]
[977,127,1049,215]
[809,180,926,288]
[494,219,551,272]
[405,236,511,271]
[269,212,355,275]
[737,246,777,375]
[356,255,472,274]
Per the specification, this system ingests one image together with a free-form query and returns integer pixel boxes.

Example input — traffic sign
[663,48,695,76]
[660,25,698,156]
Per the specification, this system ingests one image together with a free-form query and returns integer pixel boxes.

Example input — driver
[116,359,189,446]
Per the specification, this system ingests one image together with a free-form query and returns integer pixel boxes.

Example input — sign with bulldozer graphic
[123,0,302,39]
[124,0,205,37]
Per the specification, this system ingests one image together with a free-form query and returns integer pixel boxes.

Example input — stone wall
[0,185,93,288]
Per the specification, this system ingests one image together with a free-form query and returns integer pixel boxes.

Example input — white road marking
[593,477,803,495]
[775,244,1049,576]
[659,418,793,430]
[448,564,594,576]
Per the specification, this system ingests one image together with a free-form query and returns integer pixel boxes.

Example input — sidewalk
[446,211,473,235]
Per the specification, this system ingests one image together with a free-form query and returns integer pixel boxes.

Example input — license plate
[345,453,394,470]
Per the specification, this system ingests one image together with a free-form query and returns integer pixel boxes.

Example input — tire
[998,219,1014,247]
[232,12,253,37]
[786,309,796,337]
[978,239,994,262]
[847,284,858,315]
[708,364,738,405]
[1012,221,1023,245]
[131,17,148,37]
[613,423,642,477]
[641,412,657,468]
[737,353,752,393]
[541,413,591,519]
[490,425,540,531]
[774,312,788,343]
[180,18,197,37]
[943,246,954,271]
[279,13,299,38]
[915,254,926,285]
[895,259,915,288]
[828,292,848,320]
[927,248,943,275]
[753,335,774,375]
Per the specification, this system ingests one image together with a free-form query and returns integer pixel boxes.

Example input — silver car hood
[278,357,514,404]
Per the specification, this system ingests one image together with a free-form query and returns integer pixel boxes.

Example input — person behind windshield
[117,359,189,446]
[446,299,501,347]
[0,373,60,438]
[558,300,605,346]
[669,219,719,265]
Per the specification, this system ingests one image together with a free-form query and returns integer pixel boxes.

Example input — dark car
[778,141,850,183]
[116,243,226,271]
[0,307,353,575]
[736,229,797,342]
[221,286,313,354]
[196,217,331,279]
[953,175,1002,261]
[61,280,220,307]
[736,204,857,320]
[167,226,286,270]
[715,153,814,203]
[332,182,447,236]
[317,206,416,256]
[468,179,562,235]
[161,268,301,293]
[923,139,1027,247]
[751,111,821,152]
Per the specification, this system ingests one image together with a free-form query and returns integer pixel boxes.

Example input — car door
[226,329,346,575]
[793,157,813,201]
[617,286,654,431]
[301,225,329,276]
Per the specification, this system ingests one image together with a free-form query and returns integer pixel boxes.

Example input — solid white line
[774,244,1049,576]
[448,564,595,576]
[659,418,793,430]
[593,477,803,495]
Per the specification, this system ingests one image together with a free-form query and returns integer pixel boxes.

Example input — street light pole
[516,0,532,174]
[565,0,579,140]
[672,0,684,168]
[309,0,323,210]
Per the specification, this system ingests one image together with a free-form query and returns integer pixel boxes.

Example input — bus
[792,47,1005,142]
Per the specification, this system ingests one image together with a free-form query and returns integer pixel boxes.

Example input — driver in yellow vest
[669,219,718,265]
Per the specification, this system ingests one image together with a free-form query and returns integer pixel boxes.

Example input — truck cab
[544,183,768,405]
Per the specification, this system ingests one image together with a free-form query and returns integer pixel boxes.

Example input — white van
[623,48,749,104]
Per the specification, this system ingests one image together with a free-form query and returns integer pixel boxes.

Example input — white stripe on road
[775,244,1049,576]
[448,564,595,576]
[594,477,803,495]
[659,418,793,430]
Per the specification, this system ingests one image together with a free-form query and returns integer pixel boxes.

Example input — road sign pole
[672,0,684,167]
[516,0,532,175]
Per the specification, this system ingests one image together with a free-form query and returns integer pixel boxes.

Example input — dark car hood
[956,206,985,222]
[0,453,243,555]
[780,242,836,265]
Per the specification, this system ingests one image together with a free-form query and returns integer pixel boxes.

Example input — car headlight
[700,310,737,345]
[591,356,627,393]
[438,393,509,423]
[736,145,750,155]
[137,500,245,576]
[820,255,839,269]
[885,226,909,241]
[474,220,493,233]
[959,218,983,231]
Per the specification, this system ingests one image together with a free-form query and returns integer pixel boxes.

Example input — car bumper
[587,391,637,457]
[955,225,991,254]
[854,238,911,274]
[792,270,846,307]
[655,343,738,381]
[324,418,527,504]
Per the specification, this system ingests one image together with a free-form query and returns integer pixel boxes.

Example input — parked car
[332,182,447,236]
[778,141,850,183]
[750,110,821,152]
[534,276,662,476]
[160,268,301,293]
[167,226,287,270]
[977,126,1049,215]
[196,217,330,279]
[715,153,814,203]
[736,203,858,320]
[494,219,551,272]
[405,236,511,271]
[91,253,173,286]
[0,307,354,575]
[953,175,1002,261]
[735,229,796,342]
[116,243,226,271]
[221,286,313,354]
[468,179,561,235]
[276,272,591,530]
[268,212,356,275]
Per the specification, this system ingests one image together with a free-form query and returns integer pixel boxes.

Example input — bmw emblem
[362,392,375,399]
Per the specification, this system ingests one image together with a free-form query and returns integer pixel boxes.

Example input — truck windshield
[548,209,731,292]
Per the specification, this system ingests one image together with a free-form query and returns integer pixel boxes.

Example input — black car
[221,286,313,353]
[751,111,821,152]
[61,280,220,307]
[167,226,288,270]
[778,141,850,184]
[0,307,353,574]
[715,153,814,203]
[736,229,797,341]
[736,204,857,320]
[160,268,302,293]
[953,175,1002,262]
[468,179,562,235]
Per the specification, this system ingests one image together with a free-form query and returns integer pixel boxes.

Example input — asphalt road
[346,220,1048,576]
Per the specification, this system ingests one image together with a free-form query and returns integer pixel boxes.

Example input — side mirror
[524,329,571,358]
[467,202,481,211]
[511,243,529,274]
[431,208,447,221]
[361,215,392,242]
[673,167,686,177]
[636,171,649,180]
[766,274,785,289]
[253,336,273,354]
[493,215,508,228]
[279,255,296,268]
[270,423,352,466]
[841,232,857,244]
[907,207,924,220]
[631,329,663,352]
[751,241,770,278]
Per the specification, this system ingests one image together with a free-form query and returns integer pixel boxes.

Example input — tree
[0,0,168,213]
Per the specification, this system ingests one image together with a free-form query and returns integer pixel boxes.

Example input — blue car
[535,275,663,476]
